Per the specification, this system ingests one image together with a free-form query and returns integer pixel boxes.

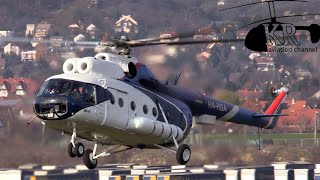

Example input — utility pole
[315,112,318,146]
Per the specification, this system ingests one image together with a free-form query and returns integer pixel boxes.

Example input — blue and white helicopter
[30,35,288,169]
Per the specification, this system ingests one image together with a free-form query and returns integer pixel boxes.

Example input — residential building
[74,34,85,42]
[86,24,98,38]
[218,0,225,6]
[196,51,211,62]
[0,81,10,98]
[4,43,20,55]
[115,15,138,34]
[236,30,248,39]
[0,31,14,37]
[49,36,64,48]
[295,68,312,79]
[34,23,53,38]
[68,24,83,32]
[0,78,39,97]
[25,24,35,37]
[21,51,38,62]
[159,32,178,42]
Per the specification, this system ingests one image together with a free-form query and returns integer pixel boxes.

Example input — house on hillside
[254,56,275,72]
[68,23,83,33]
[4,43,20,55]
[74,34,85,42]
[0,78,39,97]
[32,23,53,47]
[25,24,35,37]
[218,0,225,6]
[21,51,38,62]
[88,0,101,8]
[159,32,178,42]
[115,15,139,34]
[86,24,98,38]
[34,23,53,38]
[0,31,14,37]
[295,68,312,80]
[236,30,248,39]
[49,36,64,48]
[0,81,10,98]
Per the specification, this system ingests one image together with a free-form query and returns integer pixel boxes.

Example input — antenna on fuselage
[174,72,182,85]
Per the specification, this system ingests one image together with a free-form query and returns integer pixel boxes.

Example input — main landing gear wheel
[68,143,76,158]
[83,149,98,169]
[176,144,191,165]
[75,142,85,157]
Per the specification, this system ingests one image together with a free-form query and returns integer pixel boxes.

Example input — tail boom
[262,87,289,129]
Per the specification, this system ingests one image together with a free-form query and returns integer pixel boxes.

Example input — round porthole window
[152,107,158,117]
[110,95,115,104]
[118,98,124,107]
[131,101,136,111]
[143,105,148,114]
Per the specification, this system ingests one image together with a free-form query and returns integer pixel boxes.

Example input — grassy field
[185,133,320,146]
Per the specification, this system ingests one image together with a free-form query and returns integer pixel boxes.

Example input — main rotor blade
[129,38,243,47]
[220,0,308,11]
[0,37,100,46]
[134,30,200,43]
[240,13,320,28]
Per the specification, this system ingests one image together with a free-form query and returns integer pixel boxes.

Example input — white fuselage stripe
[217,105,239,121]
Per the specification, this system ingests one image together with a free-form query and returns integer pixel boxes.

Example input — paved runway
[0,161,318,180]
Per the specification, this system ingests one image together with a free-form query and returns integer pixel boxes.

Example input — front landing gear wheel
[75,142,85,157]
[83,149,98,169]
[176,144,191,165]
[68,143,76,158]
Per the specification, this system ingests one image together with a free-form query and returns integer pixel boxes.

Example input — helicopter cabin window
[118,98,124,107]
[143,105,148,114]
[39,79,97,105]
[152,107,158,117]
[70,82,96,105]
[40,79,72,96]
[130,101,136,111]
[110,95,115,104]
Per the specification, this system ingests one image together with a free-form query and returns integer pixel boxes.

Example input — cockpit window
[40,79,71,96]
[39,79,97,105]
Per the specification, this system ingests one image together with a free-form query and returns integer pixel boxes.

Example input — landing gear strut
[156,103,192,165]
[68,126,85,158]
[83,144,131,169]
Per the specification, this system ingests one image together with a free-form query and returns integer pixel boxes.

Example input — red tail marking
[264,91,287,114]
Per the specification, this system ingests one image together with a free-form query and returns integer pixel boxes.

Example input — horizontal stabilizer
[253,114,288,118]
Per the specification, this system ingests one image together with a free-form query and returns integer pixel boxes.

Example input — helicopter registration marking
[99,79,107,88]
[208,101,227,112]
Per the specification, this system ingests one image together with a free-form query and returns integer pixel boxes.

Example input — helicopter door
[106,88,129,130]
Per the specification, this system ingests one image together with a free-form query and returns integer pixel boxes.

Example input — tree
[216,90,241,105]
[3,68,14,78]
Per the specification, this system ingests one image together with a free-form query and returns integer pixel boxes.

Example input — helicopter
[221,0,320,52]
[18,32,289,169]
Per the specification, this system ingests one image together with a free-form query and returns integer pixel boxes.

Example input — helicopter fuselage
[33,53,285,149]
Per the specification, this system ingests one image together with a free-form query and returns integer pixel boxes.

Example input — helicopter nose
[33,96,68,119]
